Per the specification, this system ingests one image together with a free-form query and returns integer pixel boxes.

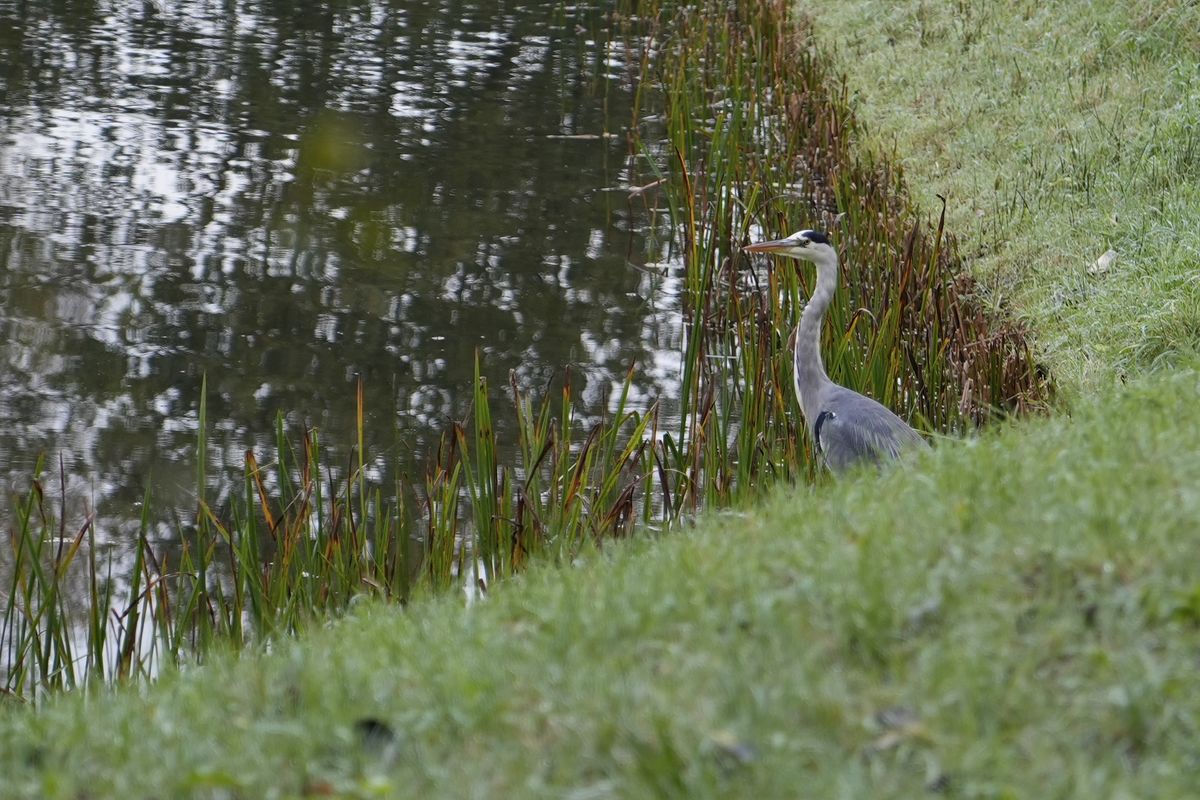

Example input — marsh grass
[1,0,1046,701]
[641,0,1047,433]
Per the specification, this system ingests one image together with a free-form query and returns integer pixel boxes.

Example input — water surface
[0,0,682,547]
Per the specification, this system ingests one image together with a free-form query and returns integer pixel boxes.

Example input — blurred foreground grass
[2,367,1199,798]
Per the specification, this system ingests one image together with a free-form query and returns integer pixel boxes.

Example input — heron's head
[742,229,834,263]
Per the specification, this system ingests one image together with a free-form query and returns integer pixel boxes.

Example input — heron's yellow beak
[742,237,801,253]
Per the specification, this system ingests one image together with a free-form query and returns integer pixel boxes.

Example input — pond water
[0,0,683,547]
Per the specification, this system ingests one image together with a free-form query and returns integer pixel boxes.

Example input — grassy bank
[2,368,1199,798]
[805,0,1200,392]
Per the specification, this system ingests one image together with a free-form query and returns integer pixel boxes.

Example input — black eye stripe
[802,230,830,245]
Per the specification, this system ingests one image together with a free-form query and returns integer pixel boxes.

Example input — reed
[641,0,1046,437]
[0,0,1046,702]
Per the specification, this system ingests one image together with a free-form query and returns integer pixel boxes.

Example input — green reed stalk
[84,490,106,684]
[460,352,501,582]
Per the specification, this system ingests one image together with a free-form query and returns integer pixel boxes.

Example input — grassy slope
[807,0,1200,393]
[3,369,1200,798]
[4,0,1200,797]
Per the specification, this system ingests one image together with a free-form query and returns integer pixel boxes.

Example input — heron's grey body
[744,229,928,473]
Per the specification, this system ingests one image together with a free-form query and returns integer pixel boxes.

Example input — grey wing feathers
[815,387,928,473]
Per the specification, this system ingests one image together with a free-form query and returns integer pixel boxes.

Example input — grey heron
[743,229,928,473]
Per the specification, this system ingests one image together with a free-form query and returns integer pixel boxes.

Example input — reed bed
[1,0,1046,702]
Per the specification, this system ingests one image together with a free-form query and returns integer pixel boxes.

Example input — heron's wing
[816,388,927,473]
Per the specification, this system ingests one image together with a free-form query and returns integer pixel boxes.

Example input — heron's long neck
[793,252,837,422]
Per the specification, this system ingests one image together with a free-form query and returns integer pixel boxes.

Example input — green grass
[803,0,1200,394]
[3,367,1199,798]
